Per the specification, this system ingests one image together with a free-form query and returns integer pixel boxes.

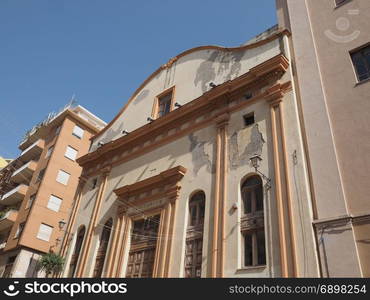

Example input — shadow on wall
[25,256,40,278]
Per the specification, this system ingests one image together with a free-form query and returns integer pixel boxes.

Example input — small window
[36,169,46,183]
[243,113,255,127]
[335,0,350,7]
[157,91,173,118]
[351,44,370,82]
[55,126,61,136]
[47,195,63,212]
[14,222,25,239]
[46,146,54,158]
[72,125,84,139]
[242,175,263,214]
[37,223,53,242]
[56,170,70,185]
[65,146,78,161]
[26,194,36,209]
[91,178,98,190]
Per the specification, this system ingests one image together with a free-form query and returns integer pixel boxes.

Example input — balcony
[19,139,44,163]
[0,184,28,205]
[0,210,18,231]
[11,161,37,184]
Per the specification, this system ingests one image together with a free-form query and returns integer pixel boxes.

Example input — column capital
[101,165,112,177]
[78,175,88,184]
[215,113,230,128]
[265,81,292,107]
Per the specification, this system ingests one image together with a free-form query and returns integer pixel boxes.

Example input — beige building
[60,26,321,278]
[59,1,369,278]
[277,0,370,277]
[0,103,105,277]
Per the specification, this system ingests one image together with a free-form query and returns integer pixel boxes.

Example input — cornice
[92,29,291,141]
[78,54,290,169]
[114,165,187,199]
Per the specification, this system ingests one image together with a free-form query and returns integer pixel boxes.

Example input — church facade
[60,27,320,278]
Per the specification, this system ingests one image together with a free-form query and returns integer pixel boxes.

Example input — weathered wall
[91,39,283,150]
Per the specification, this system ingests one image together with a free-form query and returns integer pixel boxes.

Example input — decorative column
[266,84,297,277]
[75,166,111,277]
[211,113,229,278]
[154,203,172,277]
[163,187,180,277]
[60,175,87,258]
[113,210,131,277]
[105,212,125,277]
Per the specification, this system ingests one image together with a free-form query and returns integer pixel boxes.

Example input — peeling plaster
[194,50,244,93]
[134,89,150,105]
[188,133,213,175]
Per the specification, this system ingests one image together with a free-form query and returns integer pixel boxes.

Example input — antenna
[69,93,77,107]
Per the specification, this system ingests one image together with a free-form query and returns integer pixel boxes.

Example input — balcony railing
[11,161,37,184]
[0,184,28,205]
[19,139,44,163]
[0,209,18,231]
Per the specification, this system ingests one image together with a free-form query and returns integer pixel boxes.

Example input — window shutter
[72,125,84,139]
[37,224,53,241]
[65,146,78,161]
[56,170,70,185]
[47,195,62,212]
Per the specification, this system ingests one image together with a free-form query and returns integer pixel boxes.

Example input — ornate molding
[78,54,290,171]
[115,166,186,217]
[93,29,291,141]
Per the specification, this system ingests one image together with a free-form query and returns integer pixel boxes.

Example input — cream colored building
[0,104,105,278]
[277,0,370,277]
[60,26,320,278]
[61,1,370,278]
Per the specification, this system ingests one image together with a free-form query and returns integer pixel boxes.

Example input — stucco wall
[91,39,283,150]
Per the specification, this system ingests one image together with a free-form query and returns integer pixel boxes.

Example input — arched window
[68,226,85,277]
[241,176,266,267]
[93,219,113,277]
[184,191,205,278]
[241,175,263,214]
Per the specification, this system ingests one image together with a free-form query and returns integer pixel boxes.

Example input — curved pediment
[90,29,288,151]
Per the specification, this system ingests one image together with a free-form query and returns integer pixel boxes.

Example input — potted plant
[38,252,65,278]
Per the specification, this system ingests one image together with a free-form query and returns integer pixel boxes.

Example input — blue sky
[0,0,277,158]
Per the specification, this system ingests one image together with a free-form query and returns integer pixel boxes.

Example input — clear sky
[0,0,277,158]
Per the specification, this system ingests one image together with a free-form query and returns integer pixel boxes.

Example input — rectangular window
[55,126,61,136]
[72,125,84,139]
[243,113,255,127]
[64,146,78,161]
[351,44,370,82]
[14,222,25,239]
[26,194,36,209]
[244,230,266,267]
[91,178,98,190]
[335,0,350,7]
[36,169,46,183]
[157,91,173,118]
[45,145,54,158]
[36,223,53,242]
[56,170,70,185]
[47,195,62,212]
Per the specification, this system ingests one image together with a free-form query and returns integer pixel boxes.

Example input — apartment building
[0,158,12,170]
[0,103,106,277]
[276,0,370,277]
